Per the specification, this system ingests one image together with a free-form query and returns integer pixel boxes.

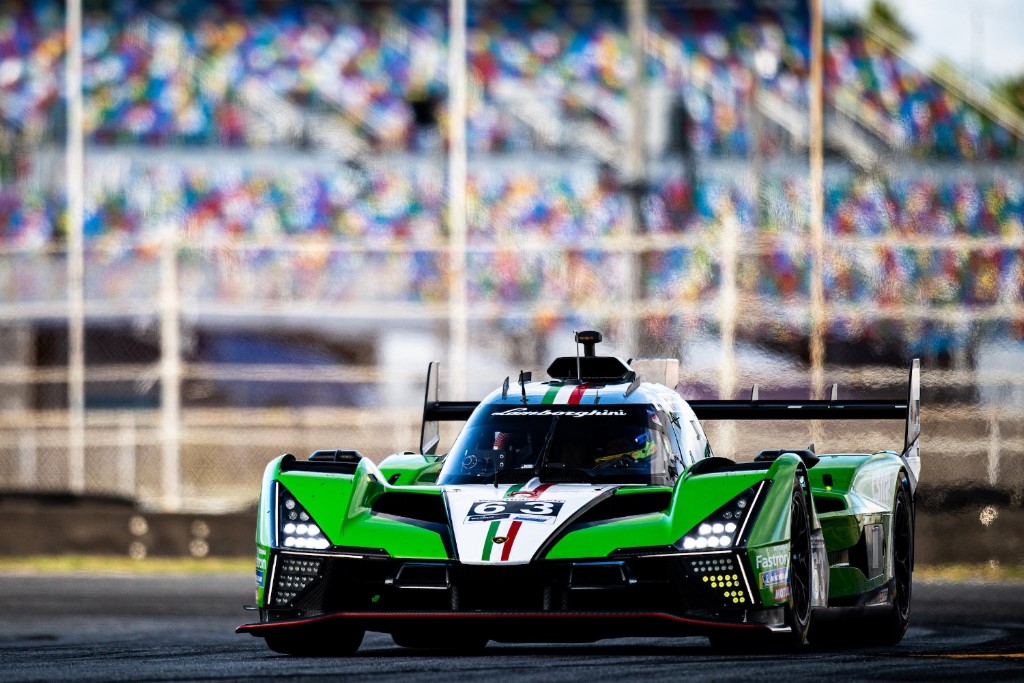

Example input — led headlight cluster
[277,484,331,550]
[676,484,764,551]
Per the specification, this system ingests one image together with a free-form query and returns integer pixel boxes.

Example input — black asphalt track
[1,573,1022,681]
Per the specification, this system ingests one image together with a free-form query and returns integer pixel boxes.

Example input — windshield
[437,404,675,486]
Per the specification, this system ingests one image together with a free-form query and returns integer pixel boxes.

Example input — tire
[392,631,489,652]
[708,480,812,653]
[264,628,364,657]
[869,481,913,645]
[807,480,914,648]
[781,480,813,648]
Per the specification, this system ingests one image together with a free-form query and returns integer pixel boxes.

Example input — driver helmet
[596,431,655,464]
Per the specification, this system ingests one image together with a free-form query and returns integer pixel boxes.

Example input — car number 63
[471,500,561,516]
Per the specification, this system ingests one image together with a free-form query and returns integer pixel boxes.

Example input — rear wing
[689,359,921,484]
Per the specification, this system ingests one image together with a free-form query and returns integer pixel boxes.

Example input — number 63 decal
[467,500,564,521]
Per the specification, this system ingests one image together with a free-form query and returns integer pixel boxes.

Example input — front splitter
[238,610,773,641]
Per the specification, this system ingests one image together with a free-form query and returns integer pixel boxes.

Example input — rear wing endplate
[419,361,477,455]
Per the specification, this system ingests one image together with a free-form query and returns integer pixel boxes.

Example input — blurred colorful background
[0,0,1022,532]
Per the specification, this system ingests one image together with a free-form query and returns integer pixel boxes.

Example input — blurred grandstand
[1,0,1023,512]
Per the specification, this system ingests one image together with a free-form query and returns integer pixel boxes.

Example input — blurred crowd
[2,0,1022,361]
[3,166,1022,315]
[1,0,1019,158]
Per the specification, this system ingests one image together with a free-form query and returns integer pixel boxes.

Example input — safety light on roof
[277,484,331,551]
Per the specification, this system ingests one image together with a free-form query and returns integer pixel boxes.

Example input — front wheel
[709,480,812,652]
[781,480,813,647]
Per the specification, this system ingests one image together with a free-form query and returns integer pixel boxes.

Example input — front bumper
[241,548,780,640]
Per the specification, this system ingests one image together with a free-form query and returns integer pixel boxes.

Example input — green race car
[237,331,921,654]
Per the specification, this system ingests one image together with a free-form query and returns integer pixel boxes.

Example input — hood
[444,478,615,565]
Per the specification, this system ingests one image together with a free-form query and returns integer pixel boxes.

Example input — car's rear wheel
[264,628,364,656]
[868,481,913,645]
[808,479,913,648]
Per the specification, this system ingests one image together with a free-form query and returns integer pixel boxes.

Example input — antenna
[518,370,531,404]
[573,329,581,380]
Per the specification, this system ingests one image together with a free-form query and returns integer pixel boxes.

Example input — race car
[237,330,921,654]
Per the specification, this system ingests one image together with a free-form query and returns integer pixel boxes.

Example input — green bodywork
[807,451,908,601]
[255,448,891,610]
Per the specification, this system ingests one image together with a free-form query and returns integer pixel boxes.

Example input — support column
[159,230,181,511]
[446,0,468,399]
[65,0,86,495]
[808,0,826,445]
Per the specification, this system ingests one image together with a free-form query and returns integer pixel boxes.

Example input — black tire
[392,631,489,652]
[869,481,913,645]
[807,480,913,648]
[264,629,364,657]
[781,481,813,648]
[708,480,812,653]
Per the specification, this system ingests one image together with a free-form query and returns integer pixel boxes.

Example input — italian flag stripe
[495,482,556,561]
[567,383,589,404]
[480,483,526,561]
[481,520,501,561]
[504,483,526,498]
[500,520,523,561]
[541,386,560,404]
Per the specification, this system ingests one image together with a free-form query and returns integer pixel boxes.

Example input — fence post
[159,228,182,511]
[18,428,37,489]
[987,411,1000,486]
[118,411,136,499]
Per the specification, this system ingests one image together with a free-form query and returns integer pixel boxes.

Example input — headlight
[675,482,768,551]
[277,483,331,550]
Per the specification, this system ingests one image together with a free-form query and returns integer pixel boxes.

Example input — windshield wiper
[534,415,561,476]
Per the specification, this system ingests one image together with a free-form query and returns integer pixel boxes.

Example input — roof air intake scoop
[575,330,602,357]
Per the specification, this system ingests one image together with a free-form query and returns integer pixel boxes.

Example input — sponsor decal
[469,513,507,523]
[755,548,789,571]
[512,515,554,524]
[256,551,268,587]
[773,584,791,601]
[759,567,790,588]
[465,499,564,523]
[492,407,627,418]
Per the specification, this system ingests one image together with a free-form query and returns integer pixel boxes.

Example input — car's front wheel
[709,479,812,652]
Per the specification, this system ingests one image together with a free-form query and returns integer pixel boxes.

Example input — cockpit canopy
[437,403,678,486]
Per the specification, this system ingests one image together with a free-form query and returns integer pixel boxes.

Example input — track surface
[2,574,1023,682]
